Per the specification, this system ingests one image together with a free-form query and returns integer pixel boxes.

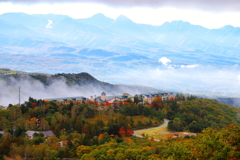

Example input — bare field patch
[136,126,196,140]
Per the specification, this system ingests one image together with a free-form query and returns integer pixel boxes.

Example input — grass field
[137,126,171,139]
[136,125,197,140]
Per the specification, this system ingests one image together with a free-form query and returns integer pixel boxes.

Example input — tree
[188,121,203,133]
[75,115,83,133]
[76,145,92,159]
[168,118,183,131]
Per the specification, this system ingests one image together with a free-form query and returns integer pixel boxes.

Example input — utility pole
[19,87,21,106]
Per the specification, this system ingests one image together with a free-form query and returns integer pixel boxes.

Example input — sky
[0,0,240,29]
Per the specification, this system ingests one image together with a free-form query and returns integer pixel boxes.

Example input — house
[26,130,54,139]
[58,140,75,147]
[58,140,69,147]
[142,92,175,103]
[91,92,134,104]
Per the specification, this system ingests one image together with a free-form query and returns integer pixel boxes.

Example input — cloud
[116,65,240,97]
[237,75,240,81]
[180,64,199,68]
[158,57,171,66]
[0,74,162,106]
[46,20,52,29]
[1,0,240,12]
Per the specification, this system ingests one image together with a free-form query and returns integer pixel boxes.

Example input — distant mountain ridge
[215,97,240,107]
[0,12,239,55]
[0,12,239,69]
[0,68,165,105]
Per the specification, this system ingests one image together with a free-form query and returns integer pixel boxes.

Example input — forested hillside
[0,95,239,159]
[167,97,239,132]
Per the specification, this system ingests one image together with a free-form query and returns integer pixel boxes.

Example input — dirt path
[133,119,169,140]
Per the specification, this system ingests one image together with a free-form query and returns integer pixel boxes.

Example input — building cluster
[142,93,175,103]
[46,92,175,105]
[90,92,134,104]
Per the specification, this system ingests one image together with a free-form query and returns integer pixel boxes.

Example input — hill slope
[0,69,164,106]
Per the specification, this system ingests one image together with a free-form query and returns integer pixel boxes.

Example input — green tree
[168,118,183,131]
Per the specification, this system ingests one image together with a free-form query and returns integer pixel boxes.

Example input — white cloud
[180,64,199,68]
[158,57,171,66]
[46,20,53,29]
[237,75,240,81]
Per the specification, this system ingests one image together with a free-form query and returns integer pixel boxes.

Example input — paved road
[133,119,169,140]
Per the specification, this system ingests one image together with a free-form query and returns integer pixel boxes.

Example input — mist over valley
[0,70,164,106]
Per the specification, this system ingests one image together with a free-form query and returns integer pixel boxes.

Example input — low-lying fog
[0,57,240,107]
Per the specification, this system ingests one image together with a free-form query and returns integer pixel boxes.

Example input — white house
[26,130,54,139]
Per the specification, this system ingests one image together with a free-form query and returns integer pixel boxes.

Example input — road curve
[133,119,169,139]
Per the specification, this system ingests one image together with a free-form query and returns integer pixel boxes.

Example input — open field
[136,124,197,140]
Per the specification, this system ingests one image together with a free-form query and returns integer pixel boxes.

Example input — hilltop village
[46,92,175,105]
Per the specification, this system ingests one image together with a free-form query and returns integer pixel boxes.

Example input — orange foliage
[119,127,126,137]
[142,146,152,151]
[74,101,82,104]
[43,100,50,103]
[100,103,107,106]
[144,104,150,108]
[184,139,194,143]
[4,155,23,160]
[157,103,162,108]
[86,100,99,107]
[126,130,134,136]
[153,97,162,102]
[98,133,104,141]
[149,137,155,142]
[123,102,130,106]
[31,103,37,108]
[165,133,174,138]
[29,117,37,121]
[123,137,132,143]
[56,102,62,105]
[117,101,123,106]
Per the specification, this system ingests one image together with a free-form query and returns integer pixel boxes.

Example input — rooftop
[46,96,87,102]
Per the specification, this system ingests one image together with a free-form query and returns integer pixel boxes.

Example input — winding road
[133,119,169,140]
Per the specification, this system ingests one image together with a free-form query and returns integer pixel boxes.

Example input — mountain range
[0,12,240,99]
[1,13,239,55]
